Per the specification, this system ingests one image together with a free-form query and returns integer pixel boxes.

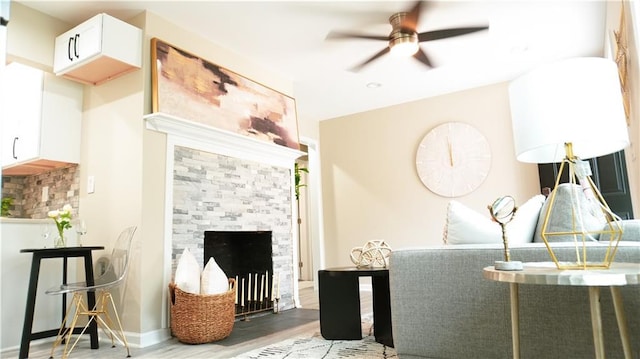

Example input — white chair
[46,226,137,358]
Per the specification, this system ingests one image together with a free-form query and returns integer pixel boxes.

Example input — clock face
[416,122,491,197]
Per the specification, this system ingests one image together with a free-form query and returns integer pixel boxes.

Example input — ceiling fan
[326,1,489,72]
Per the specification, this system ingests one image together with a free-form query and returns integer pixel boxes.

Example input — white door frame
[299,136,325,289]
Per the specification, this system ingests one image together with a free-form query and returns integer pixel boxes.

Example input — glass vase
[54,233,66,248]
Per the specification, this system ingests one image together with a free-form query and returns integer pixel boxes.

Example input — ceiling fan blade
[401,1,423,32]
[326,31,388,41]
[413,47,433,68]
[349,47,391,72]
[417,26,488,42]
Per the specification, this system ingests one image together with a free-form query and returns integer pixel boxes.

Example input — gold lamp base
[540,143,623,270]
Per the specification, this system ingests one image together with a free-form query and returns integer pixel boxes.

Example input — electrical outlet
[41,186,48,202]
[87,176,95,194]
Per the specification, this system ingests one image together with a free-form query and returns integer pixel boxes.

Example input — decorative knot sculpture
[350,240,393,268]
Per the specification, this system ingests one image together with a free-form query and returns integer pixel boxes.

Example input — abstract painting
[151,38,299,149]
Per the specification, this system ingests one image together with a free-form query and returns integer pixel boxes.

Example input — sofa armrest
[617,219,640,242]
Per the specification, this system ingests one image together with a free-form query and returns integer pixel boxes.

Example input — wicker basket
[169,279,236,344]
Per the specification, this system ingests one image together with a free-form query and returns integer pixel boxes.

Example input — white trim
[0,328,172,354]
[300,136,325,291]
[125,328,172,348]
[161,134,177,330]
[144,112,304,168]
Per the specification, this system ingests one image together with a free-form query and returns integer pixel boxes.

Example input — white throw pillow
[443,195,545,245]
[174,248,201,294]
[444,200,500,245]
[201,257,229,295]
[508,194,546,244]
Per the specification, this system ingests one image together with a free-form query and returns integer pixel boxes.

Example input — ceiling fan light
[390,35,419,57]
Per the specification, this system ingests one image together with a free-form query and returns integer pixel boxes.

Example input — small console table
[484,262,640,359]
[19,246,104,359]
[318,267,393,347]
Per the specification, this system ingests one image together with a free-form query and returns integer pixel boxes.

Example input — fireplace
[204,231,277,316]
[170,145,296,313]
[145,113,303,333]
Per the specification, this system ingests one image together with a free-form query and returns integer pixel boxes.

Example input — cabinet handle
[74,33,80,59]
[67,37,74,61]
[12,137,18,160]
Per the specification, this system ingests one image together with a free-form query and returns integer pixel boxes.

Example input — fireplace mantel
[144,112,304,167]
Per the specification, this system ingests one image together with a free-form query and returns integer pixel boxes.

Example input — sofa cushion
[444,195,545,245]
[603,219,640,242]
[534,183,607,243]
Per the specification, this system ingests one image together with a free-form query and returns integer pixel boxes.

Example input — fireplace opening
[204,230,276,317]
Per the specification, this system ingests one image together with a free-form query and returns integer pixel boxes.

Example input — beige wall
[623,1,639,217]
[5,2,67,71]
[6,2,148,336]
[5,5,299,343]
[605,1,640,218]
[319,82,541,268]
[140,11,299,336]
[318,4,640,269]
[632,0,640,217]
[5,0,638,345]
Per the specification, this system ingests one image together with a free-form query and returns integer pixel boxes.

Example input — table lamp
[508,57,630,269]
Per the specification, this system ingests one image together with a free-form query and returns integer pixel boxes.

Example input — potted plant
[1,197,13,217]
[294,163,308,200]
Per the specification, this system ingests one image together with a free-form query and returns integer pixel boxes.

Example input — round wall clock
[416,122,491,197]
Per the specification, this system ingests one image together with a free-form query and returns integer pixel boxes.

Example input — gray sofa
[389,243,640,359]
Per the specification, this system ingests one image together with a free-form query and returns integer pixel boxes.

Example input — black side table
[19,246,104,359]
[318,267,393,347]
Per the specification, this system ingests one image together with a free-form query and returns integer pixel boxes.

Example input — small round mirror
[489,196,516,224]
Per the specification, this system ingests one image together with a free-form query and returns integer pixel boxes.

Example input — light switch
[41,186,48,202]
[87,176,95,194]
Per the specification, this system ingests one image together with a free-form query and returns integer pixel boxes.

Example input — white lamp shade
[508,57,629,163]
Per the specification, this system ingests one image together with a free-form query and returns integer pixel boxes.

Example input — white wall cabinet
[53,13,142,86]
[1,62,83,175]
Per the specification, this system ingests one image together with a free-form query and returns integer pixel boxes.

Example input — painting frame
[151,38,300,149]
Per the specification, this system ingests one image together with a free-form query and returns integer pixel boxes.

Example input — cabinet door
[0,63,43,165]
[39,72,83,164]
[53,14,103,74]
[0,69,18,165]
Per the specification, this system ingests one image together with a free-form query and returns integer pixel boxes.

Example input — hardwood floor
[6,281,375,358]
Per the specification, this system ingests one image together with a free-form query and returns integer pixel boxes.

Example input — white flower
[49,204,73,241]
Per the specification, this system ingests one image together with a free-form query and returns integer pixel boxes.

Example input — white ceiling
[18,1,607,124]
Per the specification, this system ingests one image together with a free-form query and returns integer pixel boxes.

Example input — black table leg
[372,275,394,347]
[19,254,42,359]
[83,253,99,349]
[319,270,362,340]
[62,257,68,325]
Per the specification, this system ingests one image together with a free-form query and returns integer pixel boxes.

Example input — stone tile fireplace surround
[145,113,303,315]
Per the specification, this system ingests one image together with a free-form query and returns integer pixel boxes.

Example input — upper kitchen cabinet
[1,62,82,175]
[53,13,142,86]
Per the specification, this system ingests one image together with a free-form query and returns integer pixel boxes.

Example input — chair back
[94,226,137,289]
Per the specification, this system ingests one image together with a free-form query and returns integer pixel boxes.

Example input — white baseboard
[125,328,172,348]
[0,328,172,355]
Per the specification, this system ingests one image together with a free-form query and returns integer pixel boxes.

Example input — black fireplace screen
[203,230,274,316]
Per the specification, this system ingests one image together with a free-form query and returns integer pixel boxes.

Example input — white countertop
[1,217,49,224]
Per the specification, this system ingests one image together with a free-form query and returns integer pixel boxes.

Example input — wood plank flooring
[5,281,374,358]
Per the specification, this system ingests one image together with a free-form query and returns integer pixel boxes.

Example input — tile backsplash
[1,165,80,218]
